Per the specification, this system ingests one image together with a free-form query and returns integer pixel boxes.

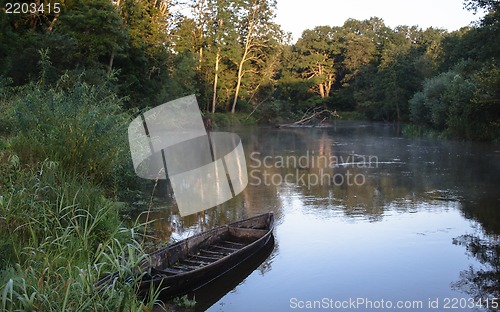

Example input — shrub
[409,91,429,125]
[408,61,499,141]
[210,112,231,128]
[7,74,134,187]
[0,61,162,311]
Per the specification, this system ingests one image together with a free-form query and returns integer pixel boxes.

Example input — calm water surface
[139,122,500,312]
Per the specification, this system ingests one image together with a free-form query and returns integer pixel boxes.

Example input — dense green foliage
[1,0,497,137]
[0,74,164,309]
[405,1,500,140]
[409,62,499,140]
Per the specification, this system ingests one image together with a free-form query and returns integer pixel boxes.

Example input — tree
[293,26,340,99]
[463,0,499,13]
[408,62,498,140]
[113,0,182,106]
[56,0,126,72]
[206,0,238,113]
[230,0,280,113]
[0,1,71,85]
[405,0,499,140]
[338,18,387,84]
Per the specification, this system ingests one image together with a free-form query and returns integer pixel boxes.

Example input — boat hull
[138,213,274,298]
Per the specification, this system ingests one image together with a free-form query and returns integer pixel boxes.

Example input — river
[138,121,500,312]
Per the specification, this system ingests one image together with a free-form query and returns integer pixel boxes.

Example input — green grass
[173,295,196,309]
[0,74,168,311]
[402,124,442,139]
[8,78,131,182]
[0,156,165,311]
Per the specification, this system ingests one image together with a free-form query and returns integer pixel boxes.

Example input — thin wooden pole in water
[142,167,164,246]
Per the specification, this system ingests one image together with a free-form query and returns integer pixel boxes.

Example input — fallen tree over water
[277,107,340,128]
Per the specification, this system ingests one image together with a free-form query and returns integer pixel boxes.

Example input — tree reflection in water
[452,196,500,311]
[452,235,500,306]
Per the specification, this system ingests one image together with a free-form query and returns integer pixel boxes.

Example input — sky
[275,0,485,41]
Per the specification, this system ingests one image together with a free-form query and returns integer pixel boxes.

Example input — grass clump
[173,294,196,309]
[402,124,441,139]
[0,157,163,311]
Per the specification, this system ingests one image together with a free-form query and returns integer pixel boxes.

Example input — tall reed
[0,160,164,311]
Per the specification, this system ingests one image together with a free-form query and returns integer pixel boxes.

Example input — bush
[210,112,231,127]
[259,100,285,120]
[426,71,457,130]
[0,77,14,135]
[402,124,440,138]
[444,74,477,138]
[6,74,133,187]
[0,71,164,310]
[408,61,499,141]
[464,63,500,141]
[409,91,429,125]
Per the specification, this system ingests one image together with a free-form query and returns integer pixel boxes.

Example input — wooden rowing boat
[142,212,274,298]
[97,212,274,298]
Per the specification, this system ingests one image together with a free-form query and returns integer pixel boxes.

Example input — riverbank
[0,77,165,310]
[205,109,366,129]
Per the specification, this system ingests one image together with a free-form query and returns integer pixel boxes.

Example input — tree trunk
[197,0,205,68]
[231,32,251,113]
[47,13,59,32]
[325,74,333,97]
[232,60,245,113]
[396,94,400,123]
[231,4,258,113]
[212,16,224,113]
[319,83,325,98]
[107,49,115,75]
[198,46,203,69]
[212,49,220,113]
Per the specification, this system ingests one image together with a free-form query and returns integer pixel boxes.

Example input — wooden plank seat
[220,240,246,247]
[212,245,239,252]
[190,254,220,262]
[199,249,227,256]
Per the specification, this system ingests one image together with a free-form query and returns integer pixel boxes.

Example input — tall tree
[56,0,126,71]
[230,0,280,113]
[338,18,388,85]
[173,0,238,111]
[113,0,182,106]
[207,0,236,113]
[293,26,340,99]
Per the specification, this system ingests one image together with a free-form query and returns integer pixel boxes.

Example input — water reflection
[189,237,277,312]
[132,122,499,311]
[452,233,500,311]
[451,195,500,311]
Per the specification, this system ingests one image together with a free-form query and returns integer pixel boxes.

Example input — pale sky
[276,0,485,41]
